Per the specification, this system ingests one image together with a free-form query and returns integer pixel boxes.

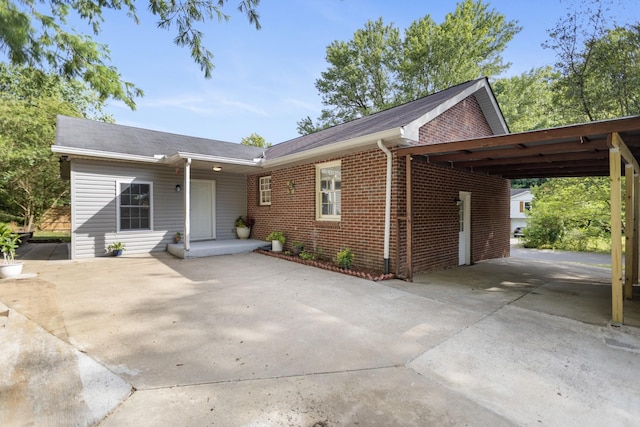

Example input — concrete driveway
[1,246,640,426]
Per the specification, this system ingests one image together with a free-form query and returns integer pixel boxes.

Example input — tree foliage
[492,67,562,132]
[511,179,547,189]
[298,0,520,134]
[305,18,402,131]
[0,65,107,229]
[517,1,639,251]
[399,0,520,102]
[0,0,261,108]
[240,132,270,148]
[523,178,613,251]
[544,0,640,122]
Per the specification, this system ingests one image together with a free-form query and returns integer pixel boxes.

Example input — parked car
[513,226,525,238]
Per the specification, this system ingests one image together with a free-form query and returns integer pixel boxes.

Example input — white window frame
[116,180,154,232]
[316,160,341,221]
[259,176,272,206]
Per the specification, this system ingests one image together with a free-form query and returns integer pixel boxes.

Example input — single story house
[53,77,512,278]
[510,188,532,231]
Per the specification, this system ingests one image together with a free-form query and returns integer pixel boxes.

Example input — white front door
[458,191,471,265]
[190,180,216,240]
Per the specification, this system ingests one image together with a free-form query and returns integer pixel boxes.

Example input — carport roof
[395,115,640,179]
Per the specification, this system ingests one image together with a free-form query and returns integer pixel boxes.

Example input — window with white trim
[118,181,153,231]
[316,161,341,220]
[259,176,272,205]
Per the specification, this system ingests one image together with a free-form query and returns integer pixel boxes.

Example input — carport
[396,115,640,324]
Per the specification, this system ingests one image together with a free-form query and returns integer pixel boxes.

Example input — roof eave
[402,78,509,140]
[51,145,165,163]
[263,127,405,169]
[165,152,262,167]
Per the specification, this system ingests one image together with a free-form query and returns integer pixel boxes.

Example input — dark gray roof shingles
[56,78,486,163]
[55,116,264,161]
[264,79,482,160]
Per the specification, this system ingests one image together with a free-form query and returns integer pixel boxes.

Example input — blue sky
[87,0,640,144]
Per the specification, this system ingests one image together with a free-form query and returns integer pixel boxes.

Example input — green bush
[265,231,285,244]
[335,248,354,269]
[522,214,564,248]
[299,250,317,261]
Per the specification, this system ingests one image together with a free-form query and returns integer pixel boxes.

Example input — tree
[524,178,612,251]
[0,0,261,109]
[0,65,107,229]
[492,67,562,132]
[241,132,270,148]
[511,179,547,189]
[312,18,402,127]
[520,1,640,252]
[298,0,520,134]
[399,0,521,102]
[544,0,640,122]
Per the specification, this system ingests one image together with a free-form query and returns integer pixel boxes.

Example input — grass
[31,231,71,243]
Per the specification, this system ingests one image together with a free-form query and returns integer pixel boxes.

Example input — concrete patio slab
[100,367,514,427]
[410,305,640,426]
[3,253,484,391]
[0,302,131,426]
[1,245,640,426]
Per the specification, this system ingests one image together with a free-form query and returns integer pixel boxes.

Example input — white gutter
[263,128,404,168]
[51,146,164,163]
[377,139,393,274]
[166,152,261,167]
[184,158,192,252]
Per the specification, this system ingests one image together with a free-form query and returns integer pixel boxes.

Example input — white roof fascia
[165,152,262,167]
[511,190,532,200]
[402,79,508,141]
[51,145,164,163]
[481,83,510,134]
[263,127,404,169]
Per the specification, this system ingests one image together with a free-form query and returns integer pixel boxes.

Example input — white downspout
[377,139,392,274]
[184,158,192,252]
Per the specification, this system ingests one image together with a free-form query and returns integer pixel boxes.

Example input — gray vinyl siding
[70,159,247,259]
[190,169,248,240]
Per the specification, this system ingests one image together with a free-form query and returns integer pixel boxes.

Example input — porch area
[166,239,271,259]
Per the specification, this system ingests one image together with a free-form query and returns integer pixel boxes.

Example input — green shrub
[265,231,285,244]
[299,250,317,261]
[335,248,354,269]
[522,214,564,248]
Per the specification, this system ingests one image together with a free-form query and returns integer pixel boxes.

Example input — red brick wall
[405,157,510,273]
[401,94,510,273]
[248,150,393,273]
[419,95,493,144]
[248,94,510,275]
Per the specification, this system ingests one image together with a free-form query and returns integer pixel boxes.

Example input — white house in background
[510,188,532,231]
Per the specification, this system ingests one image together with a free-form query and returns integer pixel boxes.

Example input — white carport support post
[184,158,192,252]
[609,146,623,323]
[625,164,635,300]
[633,173,640,287]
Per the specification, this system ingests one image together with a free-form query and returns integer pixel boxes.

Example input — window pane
[120,183,151,230]
[317,163,341,219]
